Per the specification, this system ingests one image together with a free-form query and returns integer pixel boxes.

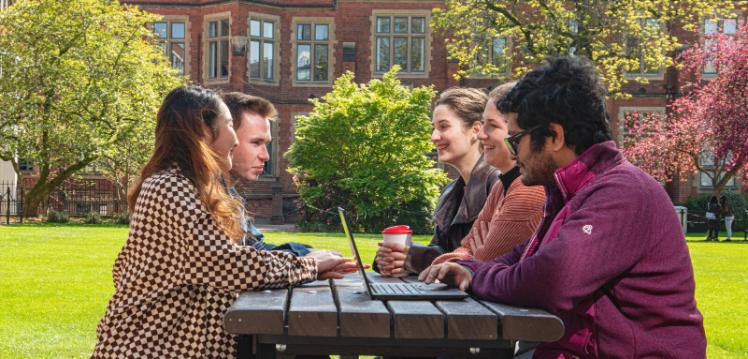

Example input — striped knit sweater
[432,170,545,264]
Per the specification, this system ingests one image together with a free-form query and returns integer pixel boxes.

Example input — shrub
[287,68,448,233]
[84,212,102,224]
[114,213,130,225]
[46,209,69,223]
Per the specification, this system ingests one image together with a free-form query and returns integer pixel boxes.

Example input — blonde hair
[487,81,518,111]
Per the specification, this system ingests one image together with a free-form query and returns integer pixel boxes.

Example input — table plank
[387,300,444,339]
[224,288,289,335]
[287,280,338,337]
[480,300,565,342]
[333,277,390,338]
[436,298,498,340]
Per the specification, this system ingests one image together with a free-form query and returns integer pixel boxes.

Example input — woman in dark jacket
[375,88,499,276]
[706,196,721,241]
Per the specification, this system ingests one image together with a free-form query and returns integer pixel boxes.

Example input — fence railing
[0,180,127,224]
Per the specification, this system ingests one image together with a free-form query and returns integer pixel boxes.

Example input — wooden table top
[225,272,564,347]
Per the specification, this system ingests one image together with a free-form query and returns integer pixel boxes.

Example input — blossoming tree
[624,22,748,197]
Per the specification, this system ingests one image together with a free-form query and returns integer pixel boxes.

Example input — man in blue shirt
[221,92,311,256]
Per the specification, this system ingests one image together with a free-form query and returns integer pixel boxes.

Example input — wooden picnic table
[225,272,564,358]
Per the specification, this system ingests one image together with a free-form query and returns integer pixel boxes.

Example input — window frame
[152,16,190,77]
[468,37,512,79]
[700,15,745,78]
[247,13,281,85]
[203,12,232,84]
[623,17,666,80]
[291,17,335,87]
[617,106,666,148]
[370,10,432,79]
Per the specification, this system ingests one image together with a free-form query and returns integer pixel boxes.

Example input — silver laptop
[337,207,468,300]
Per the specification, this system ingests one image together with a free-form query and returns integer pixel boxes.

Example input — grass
[0,224,746,358]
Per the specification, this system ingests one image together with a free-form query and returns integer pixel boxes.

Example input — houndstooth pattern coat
[92,166,317,358]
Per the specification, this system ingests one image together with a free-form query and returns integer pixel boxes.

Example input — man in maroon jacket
[419,56,705,359]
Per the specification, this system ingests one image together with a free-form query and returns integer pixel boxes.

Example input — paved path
[255,223,298,232]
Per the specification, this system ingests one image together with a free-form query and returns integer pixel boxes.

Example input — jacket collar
[434,155,497,226]
[553,141,623,202]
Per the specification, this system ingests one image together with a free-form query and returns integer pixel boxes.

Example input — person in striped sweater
[431,82,545,265]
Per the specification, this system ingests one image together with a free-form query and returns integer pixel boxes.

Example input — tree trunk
[22,185,51,218]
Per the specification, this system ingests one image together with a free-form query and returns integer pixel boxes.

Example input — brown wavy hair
[128,86,243,243]
[433,87,488,128]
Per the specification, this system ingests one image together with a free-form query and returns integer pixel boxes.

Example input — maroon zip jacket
[460,141,705,359]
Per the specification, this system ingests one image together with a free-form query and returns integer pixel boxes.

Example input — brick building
[120,0,747,222]
[3,0,744,221]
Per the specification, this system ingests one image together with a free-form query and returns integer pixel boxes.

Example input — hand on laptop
[418,262,472,292]
[375,242,408,277]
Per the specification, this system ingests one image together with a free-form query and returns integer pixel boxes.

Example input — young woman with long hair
[375,88,500,276]
[93,86,347,358]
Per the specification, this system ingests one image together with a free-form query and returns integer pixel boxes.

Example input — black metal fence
[0,180,127,224]
[682,208,748,239]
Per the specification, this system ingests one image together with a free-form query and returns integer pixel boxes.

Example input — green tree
[432,0,732,96]
[0,0,185,217]
[287,68,448,233]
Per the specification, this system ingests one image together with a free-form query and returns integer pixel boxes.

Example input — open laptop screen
[337,207,375,296]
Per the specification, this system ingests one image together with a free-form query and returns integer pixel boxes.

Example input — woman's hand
[375,242,408,277]
[313,251,359,279]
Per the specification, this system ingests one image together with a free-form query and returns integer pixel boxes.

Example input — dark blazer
[404,155,499,273]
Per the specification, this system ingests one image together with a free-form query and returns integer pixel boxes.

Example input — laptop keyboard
[370,283,422,295]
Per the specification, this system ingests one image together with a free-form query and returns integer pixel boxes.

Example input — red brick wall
[124,0,746,220]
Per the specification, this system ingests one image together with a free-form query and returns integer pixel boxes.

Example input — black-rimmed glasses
[504,125,542,156]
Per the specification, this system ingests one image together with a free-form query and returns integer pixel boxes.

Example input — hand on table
[418,262,472,291]
[375,242,409,277]
[311,250,362,279]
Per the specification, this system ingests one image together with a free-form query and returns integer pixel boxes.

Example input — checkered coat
[92,167,317,358]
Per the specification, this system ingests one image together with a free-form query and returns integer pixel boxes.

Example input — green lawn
[0,224,746,358]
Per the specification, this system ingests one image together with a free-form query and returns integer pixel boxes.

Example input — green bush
[287,68,448,233]
[46,209,69,223]
[84,212,102,224]
[114,213,130,225]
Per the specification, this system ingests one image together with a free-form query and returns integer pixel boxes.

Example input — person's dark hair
[433,87,488,127]
[129,86,243,242]
[498,56,611,154]
[221,92,278,129]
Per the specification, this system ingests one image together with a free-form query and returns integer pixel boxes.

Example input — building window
[296,23,330,82]
[699,172,736,189]
[207,18,230,81]
[618,107,665,148]
[249,18,276,81]
[0,0,14,10]
[18,159,33,172]
[624,18,661,76]
[153,21,186,75]
[473,37,508,75]
[703,18,740,74]
[374,14,428,74]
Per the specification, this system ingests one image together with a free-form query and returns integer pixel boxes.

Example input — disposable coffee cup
[382,225,413,248]
[381,225,413,277]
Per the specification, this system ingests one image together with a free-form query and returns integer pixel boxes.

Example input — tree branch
[482,0,539,56]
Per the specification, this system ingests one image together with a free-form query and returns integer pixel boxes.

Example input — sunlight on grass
[0,225,746,358]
